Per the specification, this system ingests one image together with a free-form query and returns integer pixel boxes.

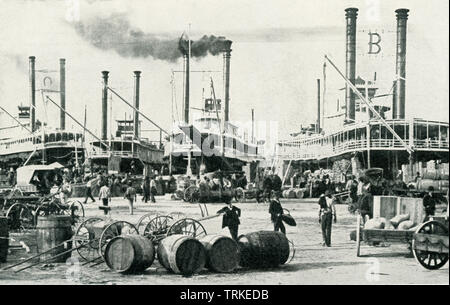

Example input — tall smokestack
[101,71,109,141]
[29,56,36,132]
[133,71,141,139]
[183,54,190,123]
[345,8,358,124]
[223,40,232,122]
[60,58,66,130]
[317,79,321,132]
[393,8,409,119]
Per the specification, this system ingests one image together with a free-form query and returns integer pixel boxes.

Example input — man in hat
[423,186,437,221]
[217,202,241,241]
[318,190,337,247]
[269,190,285,234]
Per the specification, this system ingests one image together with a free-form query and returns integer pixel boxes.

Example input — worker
[318,190,337,247]
[98,182,110,215]
[423,186,436,222]
[60,177,72,205]
[199,176,211,203]
[142,176,150,203]
[271,173,283,199]
[269,190,285,234]
[124,181,137,215]
[83,175,97,204]
[263,172,273,202]
[217,202,241,241]
[149,176,157,203]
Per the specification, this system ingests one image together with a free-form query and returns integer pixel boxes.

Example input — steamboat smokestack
[223,40,232,122]
[133,71,141,139]
[60,58,66,130]
[393,8,409,119]
[183,54,190,123]
[317,79,321,132]
[345,7,358,124]
[101,71,109,141]
[29,56,36,132]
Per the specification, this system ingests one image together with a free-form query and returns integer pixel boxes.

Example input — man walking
[124,181,137,215]
[98,182,111,215]
[217,202,241,241]
[318,190,337,247]
[142,176,150,203]
[149,176,157,203]
[84,175,97,204]
[269,191,286,234]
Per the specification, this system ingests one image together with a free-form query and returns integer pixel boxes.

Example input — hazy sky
[0,0,448,143]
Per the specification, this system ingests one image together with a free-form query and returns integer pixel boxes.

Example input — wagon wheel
[168,211,186,221]
[184,186,199,203]
[235,187,245,202]
[143,215,173,241]
[74,217,104,261]
[7,188,23,199]
[99,221,139,258]
[5,203,34,231]
[166,218,207,238]
[136,212,159,235]
[412,220,449,270]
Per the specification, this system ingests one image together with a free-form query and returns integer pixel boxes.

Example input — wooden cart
[355,195,425,257]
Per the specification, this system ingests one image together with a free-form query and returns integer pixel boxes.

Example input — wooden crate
[373,196,425,226]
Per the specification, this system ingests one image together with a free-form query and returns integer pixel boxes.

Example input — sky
[0,0,448,144]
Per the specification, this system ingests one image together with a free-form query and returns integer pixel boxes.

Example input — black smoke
[73,13,231,62]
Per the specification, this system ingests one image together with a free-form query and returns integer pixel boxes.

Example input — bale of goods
[364,218,386,230]
[282,189,296,199]
[422,171,439,180]
[238,231,290,269]
[157,234,206,275]
[397,220,415,230]
[36,215,73,263]
[104,234,155,274]
[294,189,304,199]
[199,235,239,273]
[390,214,410,227]
[0,217,9,263]
[418,179,440,191]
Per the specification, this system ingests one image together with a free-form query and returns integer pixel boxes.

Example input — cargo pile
[364,213,419,232]
[403,161,449,192]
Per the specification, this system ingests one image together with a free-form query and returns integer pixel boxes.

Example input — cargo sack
[397,220,415,230]
[390,214,410,227]
[364,218,386,229]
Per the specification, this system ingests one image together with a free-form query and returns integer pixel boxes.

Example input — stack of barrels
[282,188,304,199]
[103,230,291,275]
[418,161,449,193]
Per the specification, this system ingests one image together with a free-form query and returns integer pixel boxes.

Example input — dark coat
[269,199,283,222]
[217,206,241,228]
[263,176,273,190]
[423,194,436,215]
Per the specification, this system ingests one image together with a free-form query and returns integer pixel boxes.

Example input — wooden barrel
[0,217,9,263]
[287,188,296,198]
[104,234,155,274]
[36,215,73,263]
[157,234,206,275]
[282,190,288,198]
[238,231,290,268]
[295,189,304,199]
[199,234,239,273]
[418,179,441,191]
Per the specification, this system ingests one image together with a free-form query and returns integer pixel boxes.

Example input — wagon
[0,164,84,231]
[355,195,449,269]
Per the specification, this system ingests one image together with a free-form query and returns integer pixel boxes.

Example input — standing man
[217,202,241,241]
[423,186,436,221]
[60,177,72,205]
[84,174,97,204]
[269,191,286,234]
[142,176,150,203]
[124,181,137,215]
[263,172,273,202]
[271,173,283,199]
[149,176,157,203]
[318,190,337,247]
[98,182,111,215]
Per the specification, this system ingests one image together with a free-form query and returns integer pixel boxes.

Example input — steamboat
[166,40,263,176]
[275,8,449,188]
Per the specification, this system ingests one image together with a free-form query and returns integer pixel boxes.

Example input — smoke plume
[73,13,231,62]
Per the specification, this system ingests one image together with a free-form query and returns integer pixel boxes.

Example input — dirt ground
[0,195,448,285]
